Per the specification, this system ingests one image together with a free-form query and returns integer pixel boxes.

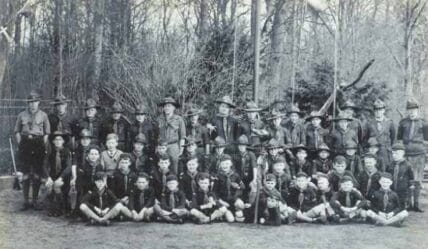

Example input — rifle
[9,137,21,190]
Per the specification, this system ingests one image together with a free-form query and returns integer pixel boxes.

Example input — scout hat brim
[49,132,69,143]
[266,113,286,120]
[332,117,353,122]
[158,101,180,108]
[215,99,236,108]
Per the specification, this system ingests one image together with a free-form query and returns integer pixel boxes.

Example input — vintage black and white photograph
[0,0,427,248]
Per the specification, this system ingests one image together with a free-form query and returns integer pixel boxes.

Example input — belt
[22,135,44,140]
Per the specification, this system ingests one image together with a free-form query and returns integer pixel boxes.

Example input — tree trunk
[93,0,105,98]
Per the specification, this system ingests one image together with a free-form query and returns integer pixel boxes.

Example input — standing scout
[48,94,75,149]
[305,111,329,156]
[207,95,240,147]
[329,112,358,155]
[157,96,186,174]
[340,100,366,147]
[130,103,158,158]
[397,99,427,212]
[283,105,306,147]
[185,106,210,155]
[75,98,102,146]
[371,99,395,166]
[239,101,269,146]
[387,142,415,210]
[43,131,72,216]
[15,90,51,210]
[101,102,131,152]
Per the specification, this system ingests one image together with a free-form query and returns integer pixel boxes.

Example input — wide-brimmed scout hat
[373,99,386,110]
[79,129,94,139]
[332,112,353,122]
[26,90,41,102]
[287,105,304,115]
[212,136,227,148]
[215,95,236,108]
[158,96,180,108]
[341,100,360,110]
[110,102,124,113]
[134,133,147,144]
[305,111,324,121]
[266,110,286,121]
[266,139,283,150]
[406,98,420,110]
[291,144,308,152]
[235,135,251,146]
[367,137,380,147]
[317,143,331,153]
[183,137,200,147]
[50,94,71,105]
[84,98,100,110]
[391,142,405,151]
[49,130,69,143]
[134,104,148,115]
[243,101,262,112]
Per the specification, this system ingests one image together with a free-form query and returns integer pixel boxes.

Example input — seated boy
[150,155,174,200]
[330,176,367,222]
[178,137,206,174]
[100,133,123,182]
[365,137,386,172]
[328,155,359,192]
[313,174,338,222]
[179,157,200,206]
[248,174,296,225]
[153,140,176,174]
[130,133,153,174]
[122,172,155,222]
[271,157,292,200]
[189,173,228,224]
[43,131,72,216]
[71,129,94,190]
[111,153,137,206]
[213,155,247,222]
[357,153,381,198]
[154,175,188,223]
[312,143,333,175]
[289,145,313,178]
[79,172,127,225]
[287,172,323,223]
[366,172,409,226]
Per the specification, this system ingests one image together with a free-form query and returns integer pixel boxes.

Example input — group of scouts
[13,90,428,226]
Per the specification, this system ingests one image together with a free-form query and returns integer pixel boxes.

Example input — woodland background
[0,0,427,172]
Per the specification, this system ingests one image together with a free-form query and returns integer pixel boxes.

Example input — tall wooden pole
[253,0,261,104]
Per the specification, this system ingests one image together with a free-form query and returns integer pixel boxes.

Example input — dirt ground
[0,188,427,249]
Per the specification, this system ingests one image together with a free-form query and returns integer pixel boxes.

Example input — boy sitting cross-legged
[330,176,367,223]
[154,175,189,224]
[366,172,409,226]
[189,173,228,224]
[121,172,155,222]
[150,155,175,200]
[111,153,137,207]
[212,154,247,222]
[179,157,200,207]
[287,172,320,223]
[247,174,297,226]
[79,172,127,225]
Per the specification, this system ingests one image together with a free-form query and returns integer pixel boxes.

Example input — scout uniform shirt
[159,189,187,211]
[369,189,402,214]
[312,158,333,174]
[305,124,329,151]
[283,120,306,147]
[157,114,186,146]
[128,187,155,212]
[330,189,364,214]
[131,150,152,174]
[48,112,76,138]
[397,117,427,156]
[327,170,359,192]
[81,187,119,210]
[150,169,174,200]
[191,188,219,215]
[75,116,102,145]
[111,170,137,199]
[43,147,72,181]
[77,159,104,194]
[273,171,292,199]
[233,150,257,185]
[178,152,206,174]
[289,158,313,178]
[386,160,414,198]
[268,125,291,146]
[179,171,199,201]
[329,127,358,155]
[370,117,395,164]
[15,109,51,137]
[357,170,381,198]
[213,170,245,204]
[130,119,158,156]
[101,117,131,151]
[239,118,267,145]
[287,185,317,212]
[345,154,363,177]
[210,115,240,143]
[186,122,210,150]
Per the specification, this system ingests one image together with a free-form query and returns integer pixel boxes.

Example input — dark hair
[136,172,150,181]
[94,172,106,181]
[158,155,171,162]
[197,172,210,182]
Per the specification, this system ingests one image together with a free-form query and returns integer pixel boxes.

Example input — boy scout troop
[13,90,427,227]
